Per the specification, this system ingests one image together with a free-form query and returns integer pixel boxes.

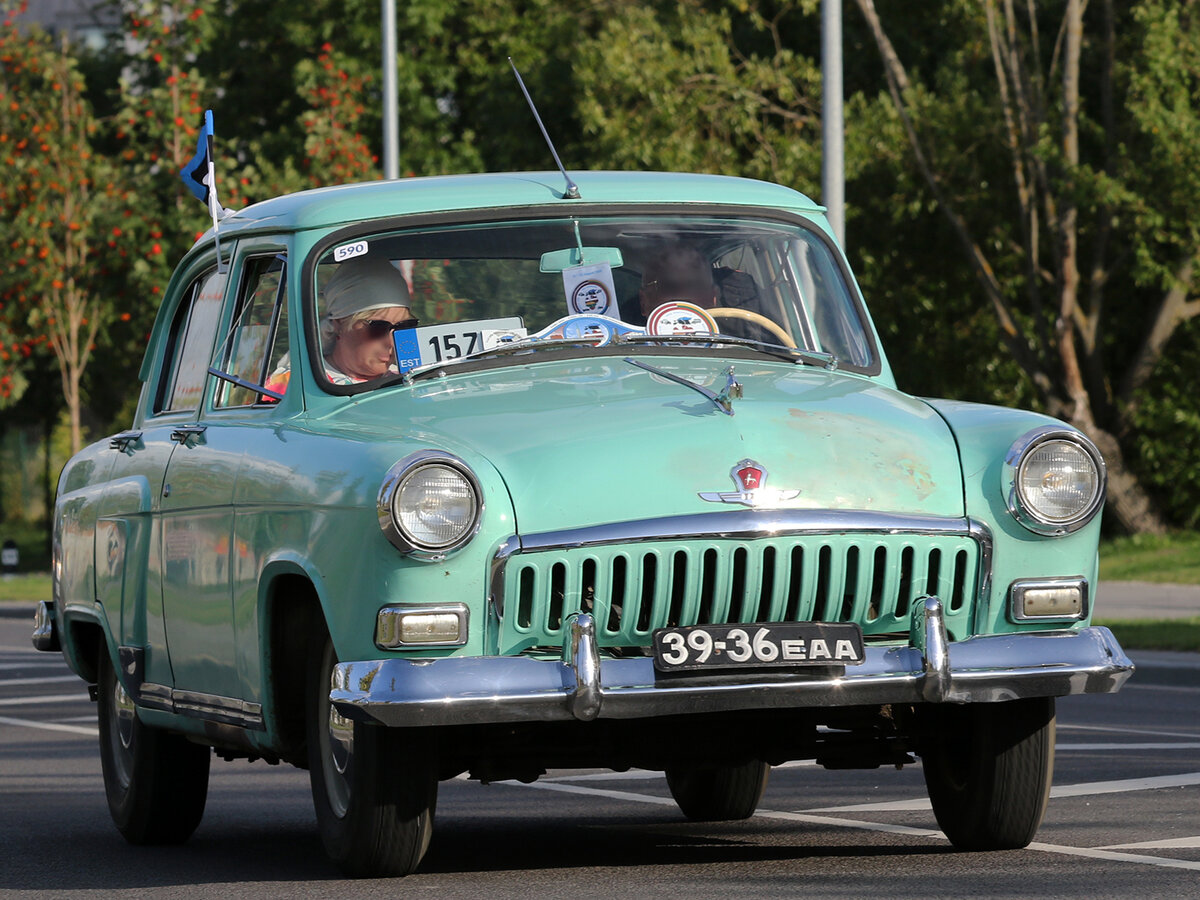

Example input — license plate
[394,317,526,373]
[652,622,865,672]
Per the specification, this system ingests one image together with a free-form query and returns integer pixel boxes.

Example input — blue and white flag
[179,109,224,221]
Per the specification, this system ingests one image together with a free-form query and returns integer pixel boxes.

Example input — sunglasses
[362,317,419,338]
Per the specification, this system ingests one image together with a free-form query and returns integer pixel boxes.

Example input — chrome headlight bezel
[1003,427,1106,536]
[378,450,483,560]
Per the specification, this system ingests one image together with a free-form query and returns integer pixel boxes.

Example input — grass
[1095,618,1200,653]
[0,572,50,605]
[1099,531,1200,585]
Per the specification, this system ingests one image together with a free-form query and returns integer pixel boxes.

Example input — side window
[215,254,289,407]
[157,267,227,414]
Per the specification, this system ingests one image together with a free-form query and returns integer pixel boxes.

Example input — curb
[0,604,34,620]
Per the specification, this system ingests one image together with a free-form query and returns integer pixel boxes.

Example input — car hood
[334,356,965,534]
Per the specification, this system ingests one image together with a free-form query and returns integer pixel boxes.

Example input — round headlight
[1005,429,1105,535]
[379,452,483,557]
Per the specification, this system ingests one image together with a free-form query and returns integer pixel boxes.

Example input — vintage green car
[35,170,1133,876]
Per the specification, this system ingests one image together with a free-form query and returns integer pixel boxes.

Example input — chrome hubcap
[323,665,354,817]
[110,676,136,788]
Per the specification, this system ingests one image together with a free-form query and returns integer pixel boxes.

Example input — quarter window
[215,254,289,407]
[158,267,227,413]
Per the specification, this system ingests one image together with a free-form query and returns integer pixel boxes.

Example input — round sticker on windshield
[646,302,718,338]
[569,279,613,315]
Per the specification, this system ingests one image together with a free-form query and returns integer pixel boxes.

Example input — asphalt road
[2,616,1199,898]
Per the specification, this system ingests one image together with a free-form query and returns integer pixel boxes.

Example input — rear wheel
[921,697,1056,850]
[307,634,437,877]
[97,649,210,844]
[665,760,770,821]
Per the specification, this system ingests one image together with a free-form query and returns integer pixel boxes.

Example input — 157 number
[426,332,482,361]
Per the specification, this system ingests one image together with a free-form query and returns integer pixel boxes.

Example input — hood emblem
[698,459,801,507]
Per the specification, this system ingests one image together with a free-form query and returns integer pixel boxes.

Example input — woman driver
[320,255,417,384]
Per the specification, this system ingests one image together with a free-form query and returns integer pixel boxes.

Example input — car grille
[494,529,982,654]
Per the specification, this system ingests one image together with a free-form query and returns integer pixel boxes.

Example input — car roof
[203,171,825,240]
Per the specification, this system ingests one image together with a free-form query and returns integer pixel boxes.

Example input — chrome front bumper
[331,598,1134,728]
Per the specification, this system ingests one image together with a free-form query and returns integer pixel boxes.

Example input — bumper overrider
[331,597,1133,727]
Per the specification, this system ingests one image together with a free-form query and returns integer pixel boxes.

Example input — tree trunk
[1071,419,1167,535]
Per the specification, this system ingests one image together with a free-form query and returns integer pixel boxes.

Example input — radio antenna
[509,57,580,200]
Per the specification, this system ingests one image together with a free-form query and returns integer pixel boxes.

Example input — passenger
[638,244,718,319]
[264,256,416,394]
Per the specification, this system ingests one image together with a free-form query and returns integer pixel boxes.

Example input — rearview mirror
[539,246,624,273]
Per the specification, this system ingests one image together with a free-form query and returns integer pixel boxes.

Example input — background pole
[821,0,845,246]
[382,0,399,180]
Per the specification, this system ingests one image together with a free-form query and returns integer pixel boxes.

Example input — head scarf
[323,255,411,320]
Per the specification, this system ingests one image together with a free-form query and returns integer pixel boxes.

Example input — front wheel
[307,634,438,877]
[665,759,770,821]
[921,697,1056,850]
[97,648,210,844]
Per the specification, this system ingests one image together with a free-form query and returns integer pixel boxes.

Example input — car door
[157,247,291,726]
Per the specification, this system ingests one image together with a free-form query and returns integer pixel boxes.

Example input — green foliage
[1128,321,1200,528]
[0,0,1197,530]
[1100,529,1200,583]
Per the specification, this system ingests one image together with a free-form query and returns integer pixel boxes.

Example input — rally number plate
[651,622,865,673]
[394,317,526,373]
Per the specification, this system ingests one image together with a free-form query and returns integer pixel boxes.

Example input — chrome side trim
[489,510,995,622]
[131,681,265,730]
[331,622,1134,729]
[172,689,264,729]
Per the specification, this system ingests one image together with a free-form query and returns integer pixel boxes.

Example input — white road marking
[0,662,71,671]
[0,693,89,707]
[1122,684,1200,695]
[543,760,817,783]
[808,772,1200,811]
[0,714,97,737]
[1060,723,1200,740]
[1099,836,1200,850]
[1026,842,1200,871]
[0,675,83,688]
[1058,742,1200,751]
[502,778,1200,871]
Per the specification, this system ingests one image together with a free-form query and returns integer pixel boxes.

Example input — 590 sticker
[333,240,369,262]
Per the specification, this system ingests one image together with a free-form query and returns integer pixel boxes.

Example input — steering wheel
[707,307,797,348]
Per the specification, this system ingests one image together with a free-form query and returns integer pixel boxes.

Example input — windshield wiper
[616,333,838,370]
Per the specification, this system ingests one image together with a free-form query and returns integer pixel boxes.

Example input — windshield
[307,214,876,390]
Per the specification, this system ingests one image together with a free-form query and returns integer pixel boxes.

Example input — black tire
[307,634,438,877]
[921,697,1056,850]
[96,648,210,845]
[665,760,770,821]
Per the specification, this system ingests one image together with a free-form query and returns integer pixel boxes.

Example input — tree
[0,5,128,453]
[849,0,1200,533]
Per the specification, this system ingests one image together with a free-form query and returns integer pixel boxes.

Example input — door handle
[169,425,207,445]
[109,431,143,452]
